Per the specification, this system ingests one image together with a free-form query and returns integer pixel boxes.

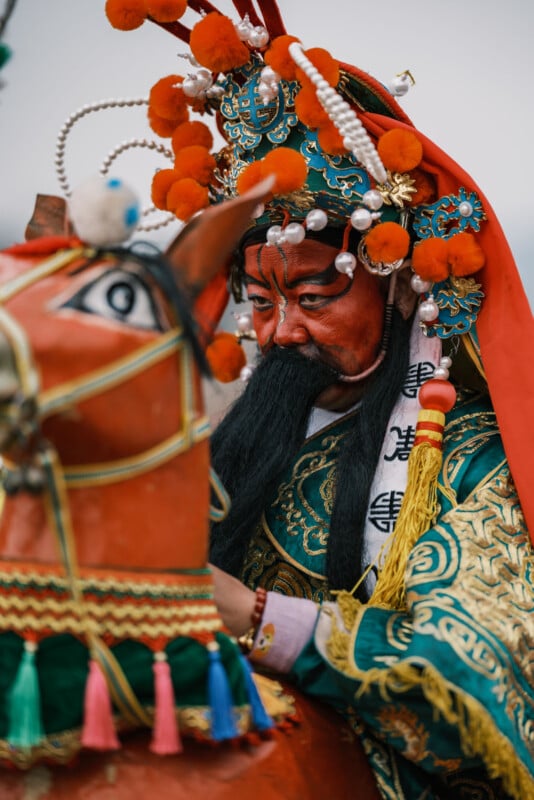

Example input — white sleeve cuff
[249,591,319,673]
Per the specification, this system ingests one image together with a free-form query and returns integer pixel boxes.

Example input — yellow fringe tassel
[370,437,443,610]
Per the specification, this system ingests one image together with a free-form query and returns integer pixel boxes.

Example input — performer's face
[243,239,387,410]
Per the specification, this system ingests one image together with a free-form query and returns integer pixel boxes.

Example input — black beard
[209,311,412,599]
[209,347,338,576]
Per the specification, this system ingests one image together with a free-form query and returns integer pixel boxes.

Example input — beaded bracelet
[238,586,267,654]
[251,587,267,627]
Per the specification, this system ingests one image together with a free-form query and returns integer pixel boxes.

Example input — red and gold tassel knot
[414,408,446,449]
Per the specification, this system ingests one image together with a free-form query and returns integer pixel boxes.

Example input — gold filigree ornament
[376,171,417,208]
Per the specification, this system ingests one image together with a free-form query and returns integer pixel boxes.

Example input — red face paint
[243,239,386,410]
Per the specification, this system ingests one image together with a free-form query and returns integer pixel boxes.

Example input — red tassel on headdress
[81,659,120,750]
[151,654,183,755]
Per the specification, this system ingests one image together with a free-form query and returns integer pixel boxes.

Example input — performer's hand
[209,563,256,638]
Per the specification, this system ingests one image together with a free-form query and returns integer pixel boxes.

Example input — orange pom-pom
[296,47,339,87]
[148,109,181,137]
[412,237,449,282]
[206,332,246,383]
[236,161,266,195]
[317,120,345,154]
[263,148,308,195]
[408,168,437,205]
[151,169,178,210]
[447,232,485,277]
[365,222,410,264]
[145,0,187,22]
[105,0,146,30]
[294,86,329,129]
[171,121,214,154]
[190,12,250,72]
[149,75,189,122]
[166,178,209,221]
[264,35,301,81]
[377,129,423,173]
[174,145,216,185]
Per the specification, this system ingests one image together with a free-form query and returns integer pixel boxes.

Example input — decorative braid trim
[0,563,222,646]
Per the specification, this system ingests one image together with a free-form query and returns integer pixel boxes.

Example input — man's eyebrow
[285,262,339,289]
[244,273,270,289]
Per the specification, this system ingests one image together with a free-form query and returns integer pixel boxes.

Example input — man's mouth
[294,344,342,377]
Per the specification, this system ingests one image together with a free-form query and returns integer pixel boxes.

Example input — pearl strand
[55,98,177,232]
[55,98,148,198]
[288,43,388,184]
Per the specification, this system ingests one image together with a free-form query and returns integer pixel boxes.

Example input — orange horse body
[0,196,380,798]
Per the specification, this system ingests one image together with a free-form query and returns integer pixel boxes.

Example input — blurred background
[0,0,531,306]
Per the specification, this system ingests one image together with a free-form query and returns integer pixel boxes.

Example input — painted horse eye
[62,268,163,331]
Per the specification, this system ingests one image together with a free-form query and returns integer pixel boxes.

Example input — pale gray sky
[0,0,532,303]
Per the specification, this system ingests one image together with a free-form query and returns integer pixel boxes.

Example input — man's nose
[272,308,310,347]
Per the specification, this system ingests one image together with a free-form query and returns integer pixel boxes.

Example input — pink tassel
[150,655,183,755]
[81,659,120,750]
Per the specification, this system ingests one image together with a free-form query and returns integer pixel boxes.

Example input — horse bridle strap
[0,247,88,304]
[62,416,211,488]
[41,446,152,728]
[38,328,186,420]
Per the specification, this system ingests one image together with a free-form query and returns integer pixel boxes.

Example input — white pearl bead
[459,201,473,217]
[362,189,384,211]
[266,225,283,245]
[433,366,450,380]
[388,75,411,97]
[248,27,269,48]
[350,208,373,231]
[236,312,253,333]
[305,208,328,231]
[335,251,356,278]
[284,222,306,244]
[196,68,213,86]
[440,356,452,369]
[410,273,432,294]
[261,66,279,83]
[207,84,225,99]
[258,80,272,99]
[182,76,201,97]
[235,17,252,40]
[240,364,255,382]
[418,298,439,322]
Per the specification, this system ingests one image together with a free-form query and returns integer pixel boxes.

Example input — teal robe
[241,391,534,799]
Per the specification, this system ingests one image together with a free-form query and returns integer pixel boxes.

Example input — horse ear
[165,176,275,295]
[25,194,74,240]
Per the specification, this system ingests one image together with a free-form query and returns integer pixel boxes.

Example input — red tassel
[81,659,120,751]
[150,655,183,755]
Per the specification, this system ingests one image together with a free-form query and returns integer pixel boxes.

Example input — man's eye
[62,269,163,331]
[250,296,273,311]
[299,293,326,308]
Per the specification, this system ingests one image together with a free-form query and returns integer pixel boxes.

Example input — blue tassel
[239,653,273,732]
[7,640,45,749]
[207,641,238,741]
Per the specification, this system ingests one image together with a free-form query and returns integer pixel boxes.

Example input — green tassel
[7,640,45,749]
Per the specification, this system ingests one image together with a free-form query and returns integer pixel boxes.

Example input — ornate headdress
[106,0,534,554]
